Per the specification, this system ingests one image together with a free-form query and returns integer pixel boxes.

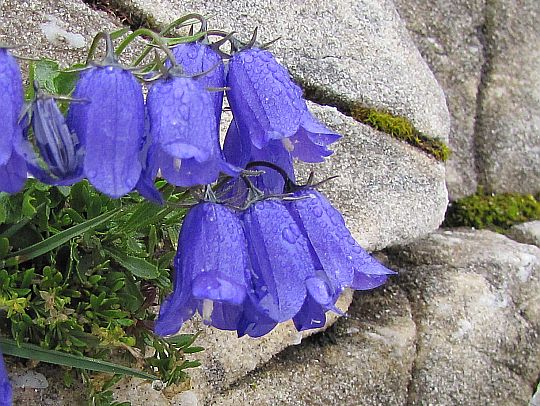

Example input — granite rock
[475,0,540,195]
[507,221,540,248]
[115,0,450,142]
[394,0,485,199]
[214,230,540,405]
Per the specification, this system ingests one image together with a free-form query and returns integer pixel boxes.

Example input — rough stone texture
[508,221,540,248]
[389,229,540,405]
[300,103,447,251]
[214,230,540,405]
[211,286,416,406]
[475,0,540,195]
[395,0,540,198]
[0,0,123,72]
[113,292,353,405]
[394,0,485,199]
[117,0,450,142]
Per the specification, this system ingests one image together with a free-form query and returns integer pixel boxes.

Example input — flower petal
[0,151,26,194]
[292,295,327,332]
[67,66,144,198]
[0,350,12,406]
[0,48,23,167]
[147,76,215,162]
[242,200,313,322]
[227,48,306,148]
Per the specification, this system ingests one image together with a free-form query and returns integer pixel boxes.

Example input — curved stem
[86,31,108,65]
[115,28,178,67]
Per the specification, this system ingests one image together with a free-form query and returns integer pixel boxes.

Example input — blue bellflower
[0,48,26,194]
[170,42,225,124]
[147,74,237,187]
[155,202,250,336]
[18,90,84,186]
[0,351,11,406]
[67,65,145,198]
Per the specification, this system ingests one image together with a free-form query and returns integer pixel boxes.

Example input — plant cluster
[0,14,395,404]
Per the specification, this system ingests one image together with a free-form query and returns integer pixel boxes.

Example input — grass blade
[0,338,157,380]
[9,209,119,263]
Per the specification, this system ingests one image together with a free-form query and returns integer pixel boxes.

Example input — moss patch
[351,105,451,161]
[444,190,540,232]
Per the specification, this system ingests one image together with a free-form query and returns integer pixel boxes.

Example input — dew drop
[311,205,323,217]
[282,227,297,243]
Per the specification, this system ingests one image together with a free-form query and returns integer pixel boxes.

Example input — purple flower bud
[155,202,250,336]
[0,351,12,406]
[147,75,237,187]
[227,48,306,149]
[19,92,83,186]
[67,65,145,198]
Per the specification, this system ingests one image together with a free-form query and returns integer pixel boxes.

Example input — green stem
[115,28,178,67]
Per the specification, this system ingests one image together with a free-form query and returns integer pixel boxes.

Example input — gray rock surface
[394,0,485,199]
[475,0,540,195]
[113,292,353,405]
[214,230,540,405]
[508,221,540,248]
[116,0,450,142]
[395,0,540,198]
[301,103,447,251]
[0,0,123,72]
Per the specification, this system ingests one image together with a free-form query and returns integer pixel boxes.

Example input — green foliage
[0,179,201,403]
[444,189,540,232]
[351,105,451,161]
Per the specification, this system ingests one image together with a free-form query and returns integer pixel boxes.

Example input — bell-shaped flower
[227,48,306,149]
[0,351,11,406]
[287,188,395,293]
[226,47,340,156]
[242,200,315,322]
[155,202,250,336]
[18,89,84,186]
[223,118,294,194]
[170,42,225,124]
[0,48,23,167]
[67,65,145,198]
[0,48,26,194]
[147,74,237,187]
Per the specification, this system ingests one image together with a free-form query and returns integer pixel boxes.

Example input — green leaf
[106,248,159,280]
[0,338,157,380]
[165,333,199,348]
[9,209,119,263]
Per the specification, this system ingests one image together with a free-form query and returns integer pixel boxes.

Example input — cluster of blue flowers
[0,28,395,402]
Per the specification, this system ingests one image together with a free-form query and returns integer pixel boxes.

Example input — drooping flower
[155,202,250,336]
[67,65,145,198]
[18,88,84,186]
[147,73,237,187]
[0,351,12,406]
[0,47,27,194]
[287,187,395,292]
[226,47,340,158]
[227,48,306,149]
[170,41,225,124]
[241,200,315,322]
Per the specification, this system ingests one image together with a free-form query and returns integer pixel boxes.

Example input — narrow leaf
[0,338,157,380]
[107,248,159,280]
[10,209,119,263]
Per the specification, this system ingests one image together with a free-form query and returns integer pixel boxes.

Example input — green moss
[351,105,451,161]
[444,189,540,232]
